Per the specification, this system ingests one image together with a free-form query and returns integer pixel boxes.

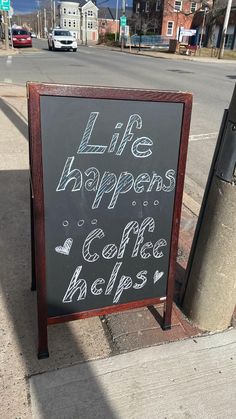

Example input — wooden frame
[27,83,192,358]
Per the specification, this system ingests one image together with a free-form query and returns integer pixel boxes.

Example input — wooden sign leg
[38,315,49,359]
[30,191,36,291]
[162,299,172,330]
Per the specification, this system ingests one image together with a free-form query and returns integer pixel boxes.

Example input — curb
[96,45,236,64]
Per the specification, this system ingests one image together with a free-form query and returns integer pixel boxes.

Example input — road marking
[189,132,218,142]
[6,55,13,65]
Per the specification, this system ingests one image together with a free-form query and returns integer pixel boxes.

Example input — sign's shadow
[0,161,117,415]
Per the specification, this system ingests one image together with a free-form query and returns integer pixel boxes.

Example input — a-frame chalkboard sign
[28,83,192,358]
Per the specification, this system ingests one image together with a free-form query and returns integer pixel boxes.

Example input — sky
[12,0,132,14]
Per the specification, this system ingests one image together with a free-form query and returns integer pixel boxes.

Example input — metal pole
[85,12,88,46]
[218,0,232,59]
[37,11,40,38]
[115,0,119,42]
[182,85,236,331]
[8,14,13,49]
[50,0,53,30]
[80,11,83,44]
[53,0,56,28]
[139,12,142,51]
[122,0,125,14]
[44,8,47,38]
[199,8,207,49]
[3,11,9,50]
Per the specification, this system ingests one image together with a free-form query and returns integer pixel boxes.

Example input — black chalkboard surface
[28,83,192,358]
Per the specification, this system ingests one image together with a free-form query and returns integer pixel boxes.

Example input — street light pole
[44,8,47,38]
[139,11,142,51]
[218,0,233,59]
[85,11,88,46]
[199,7,208,49]
[115,0,119,42]
[3,11,9,50]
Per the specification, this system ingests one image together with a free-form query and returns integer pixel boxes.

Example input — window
[63,8,66,14]
[190,2,196,13]
[68,9,71,15]
[63,19,67,27]
[145,1,149,12]
[73,20,76,28]
[156,0,161,11]
[88,21,93,29]
[136,2,140,13]
[174,1,182,11]
[73,10,76,15]
[68,20,71,27]
[87,10,93,16]
[167,21,174,36]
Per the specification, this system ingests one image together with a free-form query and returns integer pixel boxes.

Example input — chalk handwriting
[55,238,73,255]
[76,112,153,158]
[63,266,86,303]
[153,270,164,283]
[81,217,167,262]
[56,164,176,209]
[62,262,165,304]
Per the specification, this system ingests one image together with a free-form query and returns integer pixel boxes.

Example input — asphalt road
[0,38,235,199]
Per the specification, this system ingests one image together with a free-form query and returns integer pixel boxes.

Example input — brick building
[131,0,236,49]
[132,0,204,38]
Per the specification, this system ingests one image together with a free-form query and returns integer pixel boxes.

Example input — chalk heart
[55,238,73,256]
[153,270,164,284]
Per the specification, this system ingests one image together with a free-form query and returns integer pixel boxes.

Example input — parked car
[11,29,32,48]
[48,29,77,52]
[30,32,37,38]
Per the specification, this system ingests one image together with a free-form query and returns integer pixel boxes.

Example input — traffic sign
[0,0,11,11]
[120,15,127,26]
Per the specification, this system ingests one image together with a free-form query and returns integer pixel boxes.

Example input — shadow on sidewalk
[0,98,118,417]
[0,169,118,418]
[0,97,28,140]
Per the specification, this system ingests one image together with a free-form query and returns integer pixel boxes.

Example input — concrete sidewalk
[0,82,235,418]
[30,329,236,419]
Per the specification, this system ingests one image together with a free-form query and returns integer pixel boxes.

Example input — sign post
[120,16,127,51]
[28,83,192,358]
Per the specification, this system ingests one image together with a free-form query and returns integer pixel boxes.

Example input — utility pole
[53,0,56,28]
[3,11,9,50]
[44,8,47,38]
[115,0,119,42]
[199,7,208,49]
[50,0,53,30]
[85,11,88,46]
[182,85,236,331]
[218,0,232,59]
[37,11,40,38]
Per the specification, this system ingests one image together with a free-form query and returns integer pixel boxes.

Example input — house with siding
[59,0,98,42]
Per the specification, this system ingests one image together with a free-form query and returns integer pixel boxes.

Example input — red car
[11,29,32,48]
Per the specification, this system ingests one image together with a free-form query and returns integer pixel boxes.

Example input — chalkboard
[28,83,192,358]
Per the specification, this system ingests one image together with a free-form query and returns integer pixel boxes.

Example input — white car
[48,29,77,52]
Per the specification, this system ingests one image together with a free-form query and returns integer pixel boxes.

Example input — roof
[98,7,133,19]
[58,0,96,6]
